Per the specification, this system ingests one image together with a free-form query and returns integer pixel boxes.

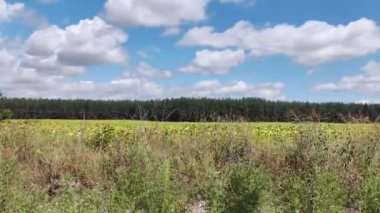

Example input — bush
[0,109,12,120]
[360,176,380,213]
[87,125,115,150]
[0,92,12,121]
[111,161,186,212]
[207,165,273,212]
[279,170,345,212]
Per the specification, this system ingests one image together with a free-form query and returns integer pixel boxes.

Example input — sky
[0,0,380,103]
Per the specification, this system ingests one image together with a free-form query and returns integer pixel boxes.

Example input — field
[1,120,380,212]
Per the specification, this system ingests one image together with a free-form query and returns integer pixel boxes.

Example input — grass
[0,120,380,212]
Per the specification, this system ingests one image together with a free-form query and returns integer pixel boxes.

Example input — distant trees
[0,92,12,120]
[2,97,380,122]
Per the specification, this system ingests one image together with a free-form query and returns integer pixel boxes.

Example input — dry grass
[0,120,380,212]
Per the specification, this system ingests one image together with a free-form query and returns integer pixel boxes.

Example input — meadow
[1,120,380,212]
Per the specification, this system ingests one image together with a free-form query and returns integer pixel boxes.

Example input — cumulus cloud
[58,17,127,66]
[0,49,168,99]
[25,17,127,66]
[180,49,246,74]
[313,60,380,93]
[25,26,64,57]
[0,16,130,99]
[0,52,65,98]
[123,62,172,79]
[0,0,47,27]
[0,55,97,99]
[136,62,172,79]
[0,49,17,68]
[0,35,284,100]
[1,77,285,100]
[188,80,285,99]
[23,17,127,76]
[107,78,164,99]
[3,9,159,98]
[104,0,209,27]
[0,0,24,22]
[162,26,181,36]
[0,48,284,100]
[179,18,380,65]
[1,5,286,101]
[21,55,85,76]
[107,79,285,100]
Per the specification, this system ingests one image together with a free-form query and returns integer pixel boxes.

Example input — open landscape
[1,119,380,212]
[1,0,380,212]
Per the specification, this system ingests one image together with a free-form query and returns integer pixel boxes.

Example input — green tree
[0,92,12,120]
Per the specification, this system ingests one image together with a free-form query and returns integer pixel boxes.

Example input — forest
[3,97,380,122]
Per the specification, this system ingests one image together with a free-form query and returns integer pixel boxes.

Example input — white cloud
[0,54,97,99]
[189,80,285,99]
[1,35,284,100]
[57,17,128,66]
[25,26,65,57]
[0,49,17,68]
[179,18,380,65]
[0,0,24,22]
[0,7,286,101]
[220,0,255,5]
[0,0,47,27]
[121,62,172,80]
[104,0,209,27]
[1,77,285,100]
[103,78,285,100]
[0,16,130,99]
[313,60,380,93]
[356,99,380,104]
[136,46,161,59]
[24,16,127,75]
[107,78,164,99]
[21,55,85,76]
[135,62,172,79]
[0,48,284,100]
[62,81,96,93]
[180,49,246,74]
[39,0,58,4]
[137,50,148,58]
[162,27,181,36]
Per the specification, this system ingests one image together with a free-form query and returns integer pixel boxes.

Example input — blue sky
[0,0,380,102]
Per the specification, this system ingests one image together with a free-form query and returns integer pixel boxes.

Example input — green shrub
[111,161,186,212]
[313,170,345,212]
[0,109,12,121]
[360,176,380,213]
[207,165,272,213]
[0,159,46,212]
[0,92,12,121]
[87,125,115,150]
[279,170,345,212]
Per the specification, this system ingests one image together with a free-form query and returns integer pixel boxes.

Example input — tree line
[2,97,380,122]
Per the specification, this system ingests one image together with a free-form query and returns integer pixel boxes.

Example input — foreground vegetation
[1,120,380,212]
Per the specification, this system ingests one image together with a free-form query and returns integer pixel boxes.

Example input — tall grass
[0,120,379,212]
